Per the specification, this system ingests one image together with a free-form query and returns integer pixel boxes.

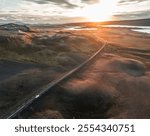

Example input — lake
[102,25,150,34]
[64,26,97,30]
[64,25,150,33]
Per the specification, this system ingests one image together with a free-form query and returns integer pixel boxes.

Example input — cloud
[25,0,100,8]
[81,0,99,4]
[26,0,78,8]
[0,13,87,24]
[113,9,150,20]
[118,0,149,5]
[0,0,149,24]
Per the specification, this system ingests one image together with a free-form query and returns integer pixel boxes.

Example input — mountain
[66,18,150,26]
[0,23,30,32]
[99,18,150,26]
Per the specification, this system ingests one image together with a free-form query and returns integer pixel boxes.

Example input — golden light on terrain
[82,0,117,22]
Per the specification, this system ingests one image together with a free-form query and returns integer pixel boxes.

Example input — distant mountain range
[99,18,150,26]
[0,23,30,32]
[66,18,150,26]
[0,18,150,27]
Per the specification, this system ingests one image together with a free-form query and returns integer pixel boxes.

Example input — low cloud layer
[118,0,149,5]
[26,0,78,8]
[114,9,150,20]
[0,0,150,23]
[25,0,99,8]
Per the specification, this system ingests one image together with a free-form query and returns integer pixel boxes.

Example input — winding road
[6,35,107,119]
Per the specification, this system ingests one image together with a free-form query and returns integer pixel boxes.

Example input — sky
[0,0,150,24]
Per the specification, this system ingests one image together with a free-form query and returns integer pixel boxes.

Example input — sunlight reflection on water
[64,26,97,30]
[102,25,150,34]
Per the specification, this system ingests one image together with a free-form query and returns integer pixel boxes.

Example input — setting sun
[82,0,117,22]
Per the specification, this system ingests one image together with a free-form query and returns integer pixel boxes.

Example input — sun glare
[83,0,117,22]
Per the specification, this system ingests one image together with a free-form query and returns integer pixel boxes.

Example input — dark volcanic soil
[19,25,150,119]
[0,24,100,118]
[0,60,37,81]
[25,54,150,119]
[0,23,150,119]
